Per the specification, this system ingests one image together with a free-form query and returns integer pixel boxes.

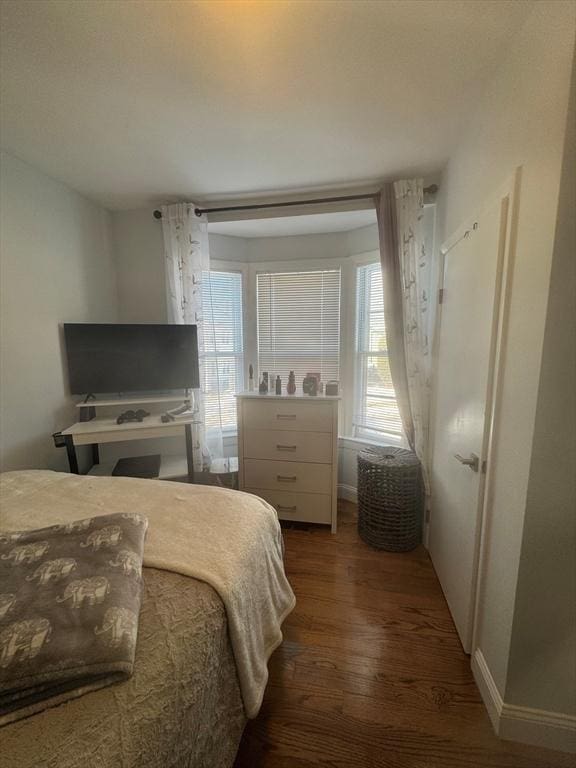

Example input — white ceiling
[0,1,533,211]
[208,209,376,238]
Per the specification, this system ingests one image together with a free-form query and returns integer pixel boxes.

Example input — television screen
[63,323,200,395]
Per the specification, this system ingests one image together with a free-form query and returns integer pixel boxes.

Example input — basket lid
[358,446,420,467]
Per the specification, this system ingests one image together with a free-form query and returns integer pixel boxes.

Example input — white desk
[60,415,196,482]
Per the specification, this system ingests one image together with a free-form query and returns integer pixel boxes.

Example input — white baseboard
[472,649,576,754]
[337,483,357,503]
[500,703,576,754]
[471,649,503,732]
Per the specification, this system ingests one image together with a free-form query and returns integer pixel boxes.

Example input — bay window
[204,259,403,443]
[256,269,341,388]
[354,261,403,439]
[201,270,244,432]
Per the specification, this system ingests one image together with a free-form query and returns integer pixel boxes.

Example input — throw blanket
[0,512,148,725]
[0,470,296,718]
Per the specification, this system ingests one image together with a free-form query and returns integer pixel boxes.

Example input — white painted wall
[211,226,379,265]
[209,232,248,263]
[346,223,379,254]
[0,151,118,472]
[505,56,576,718]
[244,230,350,263]
[112,209,166,323]
[434,0,575,731]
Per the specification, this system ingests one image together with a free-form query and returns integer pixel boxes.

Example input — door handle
[454,453,480,472]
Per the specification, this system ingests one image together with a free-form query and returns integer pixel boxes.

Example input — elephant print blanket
[0,511,148,725]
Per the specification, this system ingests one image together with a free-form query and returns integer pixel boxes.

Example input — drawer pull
[277,475,297,482]
[277,505,297,513]
[276,444,297,451]
[276,414,297,420]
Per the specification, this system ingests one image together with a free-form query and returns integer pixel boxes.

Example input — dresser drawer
[245,488,332,524]
[243,458,332,494]
[242,399,333,433]
[243,429,332,464]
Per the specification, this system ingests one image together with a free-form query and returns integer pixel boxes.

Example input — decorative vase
[287,371,296,395]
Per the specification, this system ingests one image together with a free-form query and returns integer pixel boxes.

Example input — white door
[429,180,514,652]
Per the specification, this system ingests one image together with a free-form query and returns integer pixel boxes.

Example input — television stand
[60,414,196,483]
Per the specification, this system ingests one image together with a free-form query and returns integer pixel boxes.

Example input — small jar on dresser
[236,393,340,533]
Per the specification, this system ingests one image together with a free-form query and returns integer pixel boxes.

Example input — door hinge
[438,288,445,304]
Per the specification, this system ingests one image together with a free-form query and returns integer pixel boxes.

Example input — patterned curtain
[161,203,223,470]
[394,179,434,493]
[376,185,415,447]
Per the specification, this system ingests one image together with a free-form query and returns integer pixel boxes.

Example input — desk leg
[185,423,195,483]
[64,435,80,475]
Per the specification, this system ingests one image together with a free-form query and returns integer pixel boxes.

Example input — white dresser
[237,393,340,533]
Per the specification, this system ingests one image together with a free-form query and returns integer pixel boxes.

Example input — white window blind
[354,262,403,437]
[201,270,244,431]
[257,269,341,388]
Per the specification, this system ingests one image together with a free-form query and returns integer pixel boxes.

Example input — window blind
[257,269,341,388]
[354,262,403,436]
[201,270,244,431]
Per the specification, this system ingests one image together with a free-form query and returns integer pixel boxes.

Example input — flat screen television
[63,323,200,395]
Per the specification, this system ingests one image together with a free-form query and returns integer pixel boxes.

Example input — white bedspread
[0,470,296,718]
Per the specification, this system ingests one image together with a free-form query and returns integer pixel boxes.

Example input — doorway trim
[469,167,521,653]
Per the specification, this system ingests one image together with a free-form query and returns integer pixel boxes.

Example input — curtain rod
[152,184,438,219]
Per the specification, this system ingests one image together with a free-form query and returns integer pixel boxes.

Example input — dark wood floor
[234,501,572,768]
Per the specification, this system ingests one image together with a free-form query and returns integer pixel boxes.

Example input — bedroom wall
[346,222,379,254]
[241,230,350,263]
[0,151,118,472]
[111,209,166,323]
[209,232,248,263]
[505,55,576,719]
[434,0,575,735]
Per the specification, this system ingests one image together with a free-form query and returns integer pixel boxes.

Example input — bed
[0,470,295,768]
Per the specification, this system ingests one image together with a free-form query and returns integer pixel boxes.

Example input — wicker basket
[357,446,423,551]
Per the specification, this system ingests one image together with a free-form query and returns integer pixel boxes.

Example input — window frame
[255,266,342,388]
[352,253,406,446]
[248,257,352,427]
[201,264,246,436]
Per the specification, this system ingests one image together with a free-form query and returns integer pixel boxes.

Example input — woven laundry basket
[357,446,423,551]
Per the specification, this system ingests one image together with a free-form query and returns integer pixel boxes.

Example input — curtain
[377,180,434,493]
[161,203,223,471]
[376,185,415,447]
